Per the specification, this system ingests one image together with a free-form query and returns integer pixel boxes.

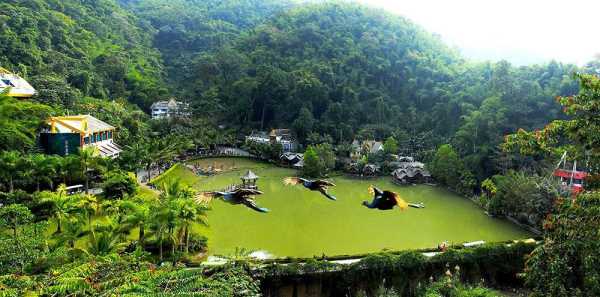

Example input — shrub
[101,170,138,199]
[260,242,536,296]
[525,192,600,297]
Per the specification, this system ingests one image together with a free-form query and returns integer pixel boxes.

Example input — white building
[246,129,298,152]
[350,140,384,159]
[150,98,190,120]
[0,67,36,98]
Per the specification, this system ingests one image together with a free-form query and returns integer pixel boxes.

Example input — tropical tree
[119,198,151,248]
[120,141,149,176]
[0,204,33,237]
[383,136,399,155]
[150,200,174,261]
[0,91,52,151]
[302,146,322,177]
[55,217,88,249]
[78,146,104,194]
[150,179,201,260]
[87,216,129,255]
[101,170,139,199]
[525,192,600,296]
[76,194,99,228]
[504,73,600,184]
[429,144,476,195]
[0,150,21,192]
[29,154,57,192]
[293,106,315,141]
[39,185,77,234]
[55,155,78,186]
[176,198,209,253]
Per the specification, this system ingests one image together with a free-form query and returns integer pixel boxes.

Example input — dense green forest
[1,0,600,296]
[2,0,587,183]
[0,0,166,108]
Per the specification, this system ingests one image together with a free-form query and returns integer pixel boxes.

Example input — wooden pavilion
[241,170,259,190]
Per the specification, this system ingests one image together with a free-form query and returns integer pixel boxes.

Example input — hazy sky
[358,0,599,65]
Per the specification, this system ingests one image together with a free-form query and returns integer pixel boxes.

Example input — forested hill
[129,1,579,179]
[193,3,463,134]
[0,0,167,108]
[0,0,586,179]
[118,0,294,93]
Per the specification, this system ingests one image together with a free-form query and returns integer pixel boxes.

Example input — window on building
[1,79,14,87]
[84,137,90,144]
[108,131,112,139]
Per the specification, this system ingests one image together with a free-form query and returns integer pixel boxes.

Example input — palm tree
[118,199,150,248]
[55,155,74,186]
[17,155,35,191]
[78,147,102,194]
[77,194,99,228]
[0,151,20,192]
[150,179,190,261]
[176,198,208,253]
[30,153,57,192]
[122,142,148,178]
[45,155,61,190]
[138,141,157,181]
[150,202,174,261]
[55,217,88,249]
[39,185,76,234]
[87,216,129,255]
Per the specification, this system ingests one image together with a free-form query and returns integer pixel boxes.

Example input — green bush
[525,192,600,297]
[101,170,138,200]
[260,242,536,296]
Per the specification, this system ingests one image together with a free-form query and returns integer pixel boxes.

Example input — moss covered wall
[259,242,536,297]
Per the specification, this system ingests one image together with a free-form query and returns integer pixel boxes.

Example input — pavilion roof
[241,170,259,180]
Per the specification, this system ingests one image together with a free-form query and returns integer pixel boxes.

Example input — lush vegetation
[1,0,600,295]
[261,242,536,296]
[0,0,166,108]
[503,74,600,297]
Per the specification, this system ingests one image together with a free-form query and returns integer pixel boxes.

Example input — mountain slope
[190,2,462,133]
[0,0,581,180]
[0,0,166,108]
[118,0,294,95]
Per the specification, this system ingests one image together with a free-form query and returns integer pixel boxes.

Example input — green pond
[163,158,531,258]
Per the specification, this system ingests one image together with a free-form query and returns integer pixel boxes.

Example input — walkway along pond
[154,158,533,259]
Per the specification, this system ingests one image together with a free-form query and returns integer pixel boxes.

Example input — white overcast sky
[357,0,599,65]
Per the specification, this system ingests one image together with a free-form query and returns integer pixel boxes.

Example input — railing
[141,147,253,183]
[220,184,241,192]
[189,147,253,158]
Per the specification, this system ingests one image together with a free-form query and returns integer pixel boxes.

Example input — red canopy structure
[553,152,588,195]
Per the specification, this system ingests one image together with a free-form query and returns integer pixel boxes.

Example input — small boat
[408,202,425,209]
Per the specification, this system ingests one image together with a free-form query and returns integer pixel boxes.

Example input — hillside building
[391,156,431,184]
[246,129,298,152]
[150,98,190,119]
[350,140,384,159]
[0,67,36,98]
[40,115,122,158]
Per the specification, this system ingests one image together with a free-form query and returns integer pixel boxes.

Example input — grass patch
[150,163,202,187]
[138,186,159,200]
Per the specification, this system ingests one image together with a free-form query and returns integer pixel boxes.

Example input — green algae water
[172,158,531,258]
